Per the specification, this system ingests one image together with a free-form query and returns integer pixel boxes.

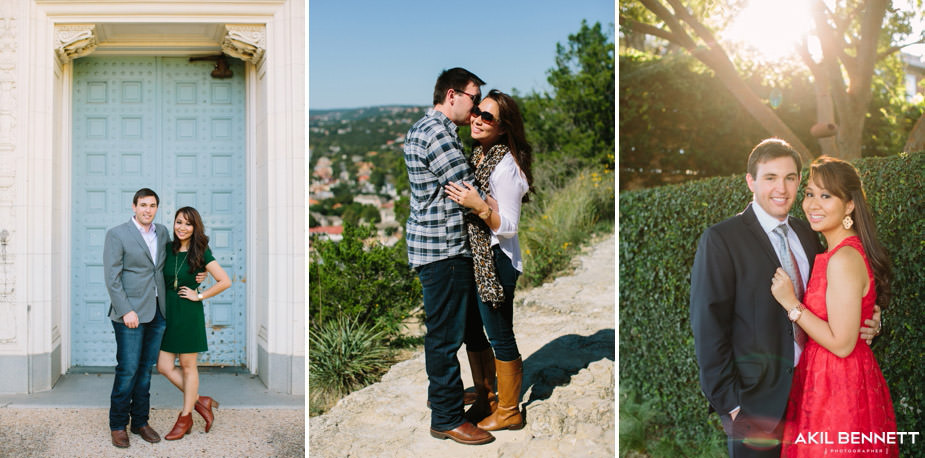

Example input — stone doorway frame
[12,0,304,394]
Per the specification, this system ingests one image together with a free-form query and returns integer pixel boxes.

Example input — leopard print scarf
[466,144,508,309]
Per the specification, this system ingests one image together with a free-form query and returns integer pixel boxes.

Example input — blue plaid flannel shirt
[403,109,481,269]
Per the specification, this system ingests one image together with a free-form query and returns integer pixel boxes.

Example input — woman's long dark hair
[808,157,892,307]
[172,206,210,274]
[484,89,534,202]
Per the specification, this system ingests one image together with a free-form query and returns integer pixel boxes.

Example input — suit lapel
[156,224,169,269]
[126,218,155,265]
[741,204,781,268]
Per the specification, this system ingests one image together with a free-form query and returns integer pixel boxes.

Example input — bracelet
[479,206,492,220]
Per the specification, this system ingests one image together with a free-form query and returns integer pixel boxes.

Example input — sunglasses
[455,89,480,105]
[471,106,499,125]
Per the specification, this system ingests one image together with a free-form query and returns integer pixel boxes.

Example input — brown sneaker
[130,424,161,443]
[429,421,495,445]
[111,429,130,448]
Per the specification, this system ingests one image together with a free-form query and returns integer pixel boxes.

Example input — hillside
[309,234,615,457]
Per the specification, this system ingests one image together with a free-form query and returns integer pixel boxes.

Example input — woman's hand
[178,286,200,302]
[770,268,798,309]
[445,181,487,213]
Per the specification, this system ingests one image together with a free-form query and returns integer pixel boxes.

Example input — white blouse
[487,152,529,272]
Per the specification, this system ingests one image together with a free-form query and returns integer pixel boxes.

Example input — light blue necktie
[773,224,807,348]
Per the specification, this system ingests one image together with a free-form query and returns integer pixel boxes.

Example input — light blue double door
[71,56,246,367]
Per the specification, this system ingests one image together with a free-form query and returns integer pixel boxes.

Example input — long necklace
[173,250,189,289]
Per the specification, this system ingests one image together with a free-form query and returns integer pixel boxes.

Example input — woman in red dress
[771,157,897,457]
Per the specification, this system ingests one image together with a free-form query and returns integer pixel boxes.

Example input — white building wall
[0,0,305,394]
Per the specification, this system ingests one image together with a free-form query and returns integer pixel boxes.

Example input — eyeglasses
[470,106,499,125]
[455,89,480,105]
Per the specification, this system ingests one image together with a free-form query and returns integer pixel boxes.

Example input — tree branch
[879,35,925,60]
[851,0,888,96]
[638,0,699,50]
[663,0,721,50]
[619,16,679,45]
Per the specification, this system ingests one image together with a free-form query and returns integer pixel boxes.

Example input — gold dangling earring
[842,215,854,230]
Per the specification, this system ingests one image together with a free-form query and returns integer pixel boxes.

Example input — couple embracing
[104,188,232,448]
[691,139,898,457]
[404,68,534,445]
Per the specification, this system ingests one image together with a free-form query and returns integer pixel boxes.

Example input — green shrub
[520,167,615,286]
[308,315,393,416]
[309,222,421,337]
[619,152,925,456]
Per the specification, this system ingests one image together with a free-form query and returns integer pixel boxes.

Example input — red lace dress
[781,236,898,457]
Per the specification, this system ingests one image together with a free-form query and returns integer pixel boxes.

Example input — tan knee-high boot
[464,348,498,423]
[477,357,523,431]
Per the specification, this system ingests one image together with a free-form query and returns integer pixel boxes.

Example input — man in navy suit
[690,139,881,457]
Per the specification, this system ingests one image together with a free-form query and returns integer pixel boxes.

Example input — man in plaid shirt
[404,67,495,445]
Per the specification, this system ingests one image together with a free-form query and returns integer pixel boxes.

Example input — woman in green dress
[156,207,232,440]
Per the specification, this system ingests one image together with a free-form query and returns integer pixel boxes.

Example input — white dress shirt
[132,216,158,262]
[750,199,810,365]
[487,153,529,272]
[132,216,159,297]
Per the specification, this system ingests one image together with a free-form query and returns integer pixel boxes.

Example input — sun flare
[722,0,815,62]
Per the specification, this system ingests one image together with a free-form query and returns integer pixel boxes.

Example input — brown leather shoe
[164,413,194,440]
[111,429,130,448]
[130,424,161,443]
[195,396,220,433]
[430,421,495,445]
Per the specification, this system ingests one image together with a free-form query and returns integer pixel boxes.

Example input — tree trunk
[905,113,925,153]
[813,78,838,157]
[835,99,866,160]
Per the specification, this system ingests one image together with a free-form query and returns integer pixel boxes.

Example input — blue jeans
[474,246,521,361]
[419,256,478,431]
[109,307,166,431]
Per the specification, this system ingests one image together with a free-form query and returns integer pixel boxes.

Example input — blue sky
[308,0,615,110]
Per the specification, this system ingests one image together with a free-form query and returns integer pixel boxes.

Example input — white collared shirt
[132,216,158,263]
[751,199,810,365]
[487,153,529,272]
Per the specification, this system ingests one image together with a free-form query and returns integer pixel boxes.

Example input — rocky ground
[309,235,616,457]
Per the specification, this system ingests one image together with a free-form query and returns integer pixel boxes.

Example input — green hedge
[619,152,925,456]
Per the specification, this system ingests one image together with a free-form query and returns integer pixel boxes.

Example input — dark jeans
[419,256,479,431]
[470,246,520,361]
[109,307,166,431]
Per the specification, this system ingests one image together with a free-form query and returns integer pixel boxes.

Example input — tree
[619,52,813,188]
[309,223,420,335]
[520,20,615,184]
[620,0,925,159]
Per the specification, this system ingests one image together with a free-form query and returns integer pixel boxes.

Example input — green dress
[160,245,214,353]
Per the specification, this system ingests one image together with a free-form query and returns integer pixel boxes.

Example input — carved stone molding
[0,3,16,345]
[54,24,98,64]
[222,24,266,65]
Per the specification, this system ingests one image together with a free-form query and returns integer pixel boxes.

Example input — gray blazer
[103,219,169,323]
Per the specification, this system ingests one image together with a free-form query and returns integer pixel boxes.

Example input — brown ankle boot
[477,357,524,431]
[195,396,220,433]
[164,412,193,440]
[464,348,498,423]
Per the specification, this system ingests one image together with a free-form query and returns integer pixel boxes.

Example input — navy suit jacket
[689,203,822,430]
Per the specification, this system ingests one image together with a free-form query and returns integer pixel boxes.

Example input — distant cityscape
[309,105,428,245]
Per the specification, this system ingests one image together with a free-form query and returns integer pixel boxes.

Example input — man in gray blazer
[103,188,169,448]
